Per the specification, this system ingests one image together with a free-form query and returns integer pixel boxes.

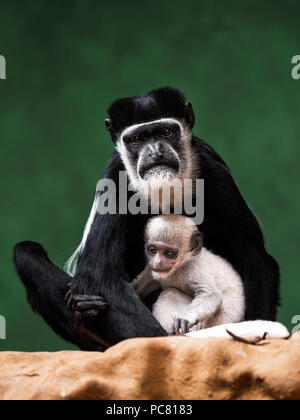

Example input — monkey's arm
[13,152,166,351]
[70,215,167,345]
[185,284,223,327]
[132,267,161,298]
[69,152,167,345]
[13,242,108,351]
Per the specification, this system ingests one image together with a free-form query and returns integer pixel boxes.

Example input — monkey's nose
[148,143,165,161]
[151,152,163,161]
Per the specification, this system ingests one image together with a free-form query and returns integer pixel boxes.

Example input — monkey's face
[105,88,197,195]
[146,241,180,276]
[145,215,204,280]
[122,121,181,181]
[114,118,195,195]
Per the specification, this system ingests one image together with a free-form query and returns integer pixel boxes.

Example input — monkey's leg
[153,288,192,335]
[13,241,107,351]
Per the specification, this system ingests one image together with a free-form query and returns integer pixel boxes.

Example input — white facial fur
[116,118,198,198]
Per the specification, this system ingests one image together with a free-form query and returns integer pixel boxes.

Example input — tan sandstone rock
[0,333,300,400]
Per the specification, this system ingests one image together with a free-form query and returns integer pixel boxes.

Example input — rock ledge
[1,333,300,400]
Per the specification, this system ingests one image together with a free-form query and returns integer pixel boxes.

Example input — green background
[0,0,299,352]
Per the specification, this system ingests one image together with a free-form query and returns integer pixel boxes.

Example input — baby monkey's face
[145,215,204,279]
[147,241,180,275]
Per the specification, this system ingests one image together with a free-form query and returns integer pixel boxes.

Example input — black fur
[13,87,280,350]
[13,242,107,351]
[107,87,192,136]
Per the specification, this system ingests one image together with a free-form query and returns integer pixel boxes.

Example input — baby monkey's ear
[190,231,203,255]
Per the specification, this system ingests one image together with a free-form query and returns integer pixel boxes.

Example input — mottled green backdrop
[0,0,299,351]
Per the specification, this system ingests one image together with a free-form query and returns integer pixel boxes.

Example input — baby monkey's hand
[173,318,204,335]
[173,318,194,335]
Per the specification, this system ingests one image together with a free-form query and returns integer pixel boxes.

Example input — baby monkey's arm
[132,267,161,299]
[185,281,223,328]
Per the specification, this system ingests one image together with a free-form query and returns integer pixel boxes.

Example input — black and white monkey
[13,87,280,351]
[133,215,245,335]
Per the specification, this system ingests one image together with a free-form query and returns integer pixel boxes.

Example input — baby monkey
[133,215,245,335]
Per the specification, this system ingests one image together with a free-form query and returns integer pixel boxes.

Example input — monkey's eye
[131,133,143,144]
[164,249,177,259]
[148,246,157,256]
[162,128,174,138]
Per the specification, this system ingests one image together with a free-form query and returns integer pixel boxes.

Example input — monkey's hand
[64,290,109,346]
[65,291,108,316]
[132,276,145,296]
[173,318,195,335]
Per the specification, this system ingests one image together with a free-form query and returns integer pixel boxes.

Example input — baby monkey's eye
[148,246,157,256]
[162,128,174,138]
[164,249,177,259]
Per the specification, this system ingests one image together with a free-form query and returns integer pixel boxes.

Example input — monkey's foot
[226,329,268,345]
[65,293,108,314]
[173,319,191,335]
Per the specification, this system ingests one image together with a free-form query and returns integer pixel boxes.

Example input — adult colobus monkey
[13,87,280,351]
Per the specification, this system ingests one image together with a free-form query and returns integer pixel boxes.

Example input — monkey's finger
[67,294,74,309]
[173,319,181,334]
[78,309,100,317]
[64,290,72,303]
[71,294,104,301]
[70,295,106,303]
[74,300,108,312]
[173,318,190,335]
[68,294,107,311]
[175,319,187,334]
[180,319,190,334]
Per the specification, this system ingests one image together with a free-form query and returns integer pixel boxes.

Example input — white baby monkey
[133,215,245,335]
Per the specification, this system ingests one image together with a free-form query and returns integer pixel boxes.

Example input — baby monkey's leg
[153,288,192,334]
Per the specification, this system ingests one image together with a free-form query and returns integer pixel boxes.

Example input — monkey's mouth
[139,160,180,180]
[153,269,170,273]
[152,268,174,276]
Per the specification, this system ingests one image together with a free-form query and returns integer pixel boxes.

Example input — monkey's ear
[104,118,113,132]
[185,101,195,130]
[190,231,203,255]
